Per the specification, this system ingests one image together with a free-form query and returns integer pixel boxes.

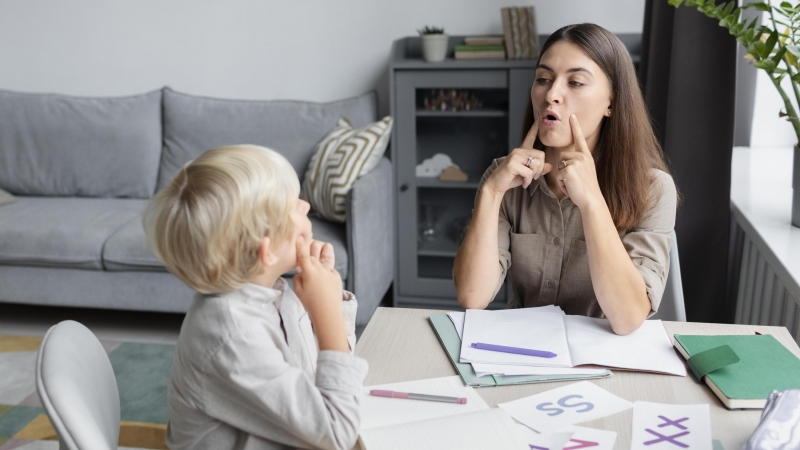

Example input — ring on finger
[526,156,534,168]
[558,160,568,170]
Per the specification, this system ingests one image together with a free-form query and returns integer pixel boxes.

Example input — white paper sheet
[460,308,573,367]
[559,426,617,450]
[359,408,530,450]
[630,401,711,450]
[361,376,488,431]
[515,424,616,450]
[498,381,633,432]
[447,305,564,340]
[516,424,573,450]
[471,363,609,377]
[564,316,687,376]
[446,311,466,339]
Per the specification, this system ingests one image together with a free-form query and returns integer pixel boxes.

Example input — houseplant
[669,0,800,225]
[418,26,448,62]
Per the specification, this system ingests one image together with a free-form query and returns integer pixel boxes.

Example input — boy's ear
[259,237,279,267]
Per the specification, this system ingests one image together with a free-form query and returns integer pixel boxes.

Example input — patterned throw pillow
[301,116,393,222]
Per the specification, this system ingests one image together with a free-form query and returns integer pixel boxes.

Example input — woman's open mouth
[542,110,561,127]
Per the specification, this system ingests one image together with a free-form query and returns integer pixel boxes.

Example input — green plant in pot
[669,0,800,225]
[418,26,448,62]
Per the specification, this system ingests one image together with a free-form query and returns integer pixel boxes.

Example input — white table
[356,307,800,450]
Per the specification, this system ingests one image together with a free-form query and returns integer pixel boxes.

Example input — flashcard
[498,381,633,432]
[515,423,573,450]
[630,401,712,450]
[559,426,617,450]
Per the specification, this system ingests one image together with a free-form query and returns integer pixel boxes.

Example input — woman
[453,23,677,335]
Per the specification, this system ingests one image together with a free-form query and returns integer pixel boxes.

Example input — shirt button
[553,237,561,245]
[547,280,556,288]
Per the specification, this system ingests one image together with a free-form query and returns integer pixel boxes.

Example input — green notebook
[428,314,611,387]
[673,334,800,409]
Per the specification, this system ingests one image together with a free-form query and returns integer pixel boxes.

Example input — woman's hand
[555,115,605,210]
[483,116,553,197]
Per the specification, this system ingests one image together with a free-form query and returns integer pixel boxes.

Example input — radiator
[734,220,800,343]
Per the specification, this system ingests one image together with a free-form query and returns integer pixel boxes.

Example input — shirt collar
[237,279,284,304]
[529,175,552,198]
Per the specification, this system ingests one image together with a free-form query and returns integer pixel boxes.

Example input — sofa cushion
[301,116,393,223]
[0,89,163,198]
[0,197,148,270]
[103,214,349,280]
[158,88,377,192]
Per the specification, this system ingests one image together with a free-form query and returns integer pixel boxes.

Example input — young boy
[143,145,368,450]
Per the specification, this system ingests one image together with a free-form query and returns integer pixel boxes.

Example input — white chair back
[36,320,120,450]
[650,229,687,322]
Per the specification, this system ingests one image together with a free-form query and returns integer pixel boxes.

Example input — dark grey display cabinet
[389,36,539,310]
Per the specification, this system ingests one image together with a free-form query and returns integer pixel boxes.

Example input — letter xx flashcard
[498,381,633,432]
[631,402,711,450]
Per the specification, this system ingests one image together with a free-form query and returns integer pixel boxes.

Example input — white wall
[750,60,800,147]
[0,0,645,116]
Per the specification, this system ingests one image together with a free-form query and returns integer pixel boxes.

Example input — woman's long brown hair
[522,23,676,231]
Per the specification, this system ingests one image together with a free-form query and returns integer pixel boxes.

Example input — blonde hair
[143,145,300,294]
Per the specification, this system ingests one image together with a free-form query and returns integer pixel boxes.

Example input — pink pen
[369,389,468,404]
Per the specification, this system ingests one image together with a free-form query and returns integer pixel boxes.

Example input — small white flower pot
[421,34,449,62]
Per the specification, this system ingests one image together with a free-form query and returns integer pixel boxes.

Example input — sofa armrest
[346,157,394,326]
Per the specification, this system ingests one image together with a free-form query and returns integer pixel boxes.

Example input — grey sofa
[0,87,394,327]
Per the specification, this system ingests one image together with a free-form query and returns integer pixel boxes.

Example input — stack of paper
[453,307,686,376]
[358,376,529,450]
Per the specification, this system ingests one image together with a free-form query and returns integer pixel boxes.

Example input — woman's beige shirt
[477,157,677,317]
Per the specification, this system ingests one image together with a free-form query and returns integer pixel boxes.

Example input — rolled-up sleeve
[474,158,512,301]
[621,170,677,315]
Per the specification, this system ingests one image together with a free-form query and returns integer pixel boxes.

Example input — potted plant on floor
[669,0,800,225]
[418,26,449,62]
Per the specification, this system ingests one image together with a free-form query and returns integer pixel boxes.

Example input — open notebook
[357,376,529,450]
[455,308,686,376]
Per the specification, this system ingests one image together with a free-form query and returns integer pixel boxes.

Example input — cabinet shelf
[416,109,508,118]
[418,238,460,257]
[416,174,481,189]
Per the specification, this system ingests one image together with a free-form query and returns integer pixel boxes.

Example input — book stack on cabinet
[454,36,506,61]
[501,6,539,59]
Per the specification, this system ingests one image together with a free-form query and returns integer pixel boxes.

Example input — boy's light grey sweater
[166,278,368,450]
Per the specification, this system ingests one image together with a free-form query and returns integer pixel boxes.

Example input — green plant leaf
[771,45,787,64]
[746,16,759,32]
[751,40,767,56]
[780,1,794,9]
[743,2,771,12]
[755,58,778,70]
[723,1,736,16]
[668,0,685,6]
[746,27,757,44]
[763,30,779,58]
[787,51,797,66]
[792,72,800,83]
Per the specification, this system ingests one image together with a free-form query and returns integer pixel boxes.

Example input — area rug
[0,334,174,450]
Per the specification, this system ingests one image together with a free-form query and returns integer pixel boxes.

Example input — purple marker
[471,342,557,358]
